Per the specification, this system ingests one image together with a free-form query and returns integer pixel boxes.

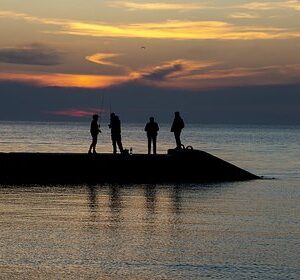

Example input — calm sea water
[0,122,299,279]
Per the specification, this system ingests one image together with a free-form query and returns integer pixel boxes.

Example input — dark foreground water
[0,122,299,279]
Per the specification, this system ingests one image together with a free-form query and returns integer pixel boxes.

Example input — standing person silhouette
[145,117,159,155]
[171,111,184,149]
[88,114,101,154]
[109,113,124,154]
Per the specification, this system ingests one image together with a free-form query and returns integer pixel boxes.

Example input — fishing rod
[98,90,105,125]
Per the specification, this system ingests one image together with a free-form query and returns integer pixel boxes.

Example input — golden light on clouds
[0,60,299,90]
[1,10,299,40]
[0,10,65,25]
[241,2,278,10]
[240,1,300,11]
[39,19,300,40]
[285,0,300,10]
[229,13,259,19]
[134,60,300,90]
[0,4,299,91]
[110,1,300,12]
[0,72,129,88]
[85,53,123,67]
[109,1,208,11]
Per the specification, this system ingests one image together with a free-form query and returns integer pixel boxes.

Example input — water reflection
[85,184,186,234]
[85,184,187,227]
[86,184,99,229]
[144,185,157,215]
[171,185,182,215]
[1,181,299,279]
[108,185,123,229]
[87,185,98,210]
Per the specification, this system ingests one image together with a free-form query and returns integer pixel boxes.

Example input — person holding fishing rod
[109,113,124,154]
[88,114,101,154]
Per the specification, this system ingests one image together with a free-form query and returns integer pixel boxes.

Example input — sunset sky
[0,0,299,123]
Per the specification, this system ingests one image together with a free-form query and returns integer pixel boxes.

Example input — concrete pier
[0,149,259,184]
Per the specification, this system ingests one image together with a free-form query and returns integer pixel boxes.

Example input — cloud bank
[1,10,299,40]
[0,59,299,90]
[0,43,62,65]
[240,1,300,11]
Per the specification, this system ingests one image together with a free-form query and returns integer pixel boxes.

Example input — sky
[0,0,299,123]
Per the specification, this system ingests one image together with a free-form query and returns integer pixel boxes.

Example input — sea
[0,121,299,279]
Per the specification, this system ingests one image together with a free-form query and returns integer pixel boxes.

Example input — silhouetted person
[171,112,184,149]
[145,117,159,154]
[88,114,101,154]
[109,113,124,154]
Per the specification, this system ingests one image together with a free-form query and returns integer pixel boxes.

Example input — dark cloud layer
[141,63,183,81]
[0,82,299,125]
[0,44,63,65]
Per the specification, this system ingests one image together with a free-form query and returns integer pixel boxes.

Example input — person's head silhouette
[150,117,154,122]
[93,114,99,120]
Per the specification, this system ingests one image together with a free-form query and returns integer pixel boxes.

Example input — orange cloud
[240,2,276,10]
[0,10,65,25]
[1,61,299,90]
[229,13,260,19]
[49,108,106,117]
[240,1,300,11]
[1,10,299,40]
[109,1,208,11]
[285,0,300,10]
[58,20,299,40]
[85,53,123,67]
[0,72,130,88]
